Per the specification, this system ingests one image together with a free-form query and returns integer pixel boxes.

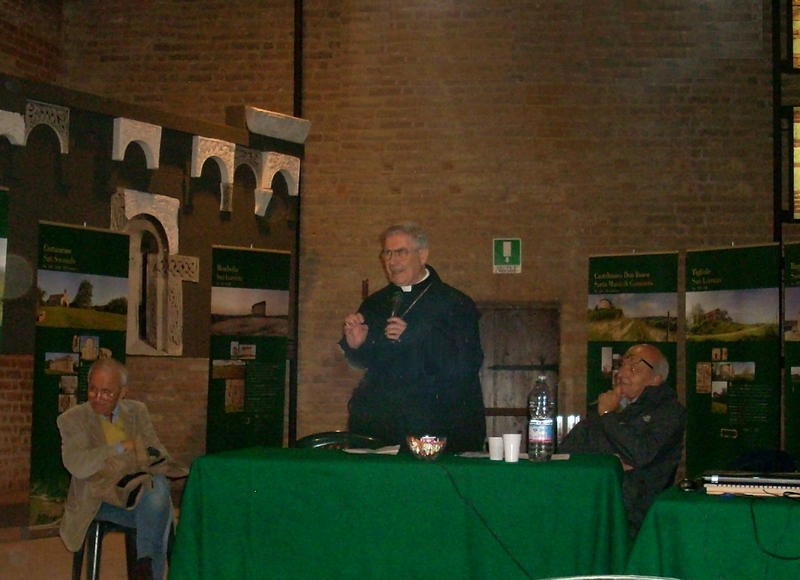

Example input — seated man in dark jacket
[560,343,686,537]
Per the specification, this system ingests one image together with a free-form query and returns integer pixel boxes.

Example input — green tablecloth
[627,487,800,580]
[168,448,630,580]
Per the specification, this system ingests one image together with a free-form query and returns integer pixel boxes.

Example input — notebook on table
[702,471,800,496]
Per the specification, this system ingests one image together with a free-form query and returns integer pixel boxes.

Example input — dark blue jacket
[560,383,686,535]
[339,266,486,452]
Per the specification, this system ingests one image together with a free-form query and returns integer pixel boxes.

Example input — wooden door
[478,302,560,443]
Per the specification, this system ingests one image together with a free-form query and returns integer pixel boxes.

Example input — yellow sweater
[99,415,126,445]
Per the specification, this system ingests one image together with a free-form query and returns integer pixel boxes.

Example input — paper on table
[459,452,530,459]
[343,445,401,455]
[458,452,571,460]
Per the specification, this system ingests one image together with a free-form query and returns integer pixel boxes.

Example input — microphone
[390,291,404,317]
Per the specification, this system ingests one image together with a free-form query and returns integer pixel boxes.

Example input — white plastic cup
[488,436,504,461]
[502,433,521,463]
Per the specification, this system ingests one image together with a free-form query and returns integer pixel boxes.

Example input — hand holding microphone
[386,291,407,341]
[390,291,404,317]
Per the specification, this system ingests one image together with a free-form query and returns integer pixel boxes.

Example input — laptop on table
[702,471,800,496]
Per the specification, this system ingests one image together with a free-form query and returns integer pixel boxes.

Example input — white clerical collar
[400,268,430,292]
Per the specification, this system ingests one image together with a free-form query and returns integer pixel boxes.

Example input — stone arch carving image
[25,100,70,154]
[191,136,235,212]
[112,118,162,169]
[263,151,300,198]
[111,188,198,356]
[234,146,295,216]
[0,110,25,145]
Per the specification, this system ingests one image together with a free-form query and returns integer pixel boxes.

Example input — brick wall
[0,355,33,504]
[0,2,786,445]
[0,355,207,508]
[125,356,209,467]
[0,0,63,81]
[59,0,296,122]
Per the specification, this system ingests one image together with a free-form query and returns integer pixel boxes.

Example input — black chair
[295,430,385,450]
[72,519,176,580]
[72,520,137,580]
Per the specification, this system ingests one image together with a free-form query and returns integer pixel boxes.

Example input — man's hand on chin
[597,386,623,416]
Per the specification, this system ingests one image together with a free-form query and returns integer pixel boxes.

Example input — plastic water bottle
[528,374,556,461]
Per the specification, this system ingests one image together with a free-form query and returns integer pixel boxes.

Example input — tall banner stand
[28,222,129,534]
[685,244,780,477]
[206,246,291,453]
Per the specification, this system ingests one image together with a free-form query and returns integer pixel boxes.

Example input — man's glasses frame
[380,247,413,260]
[622,354,653,370]
[88,387,120,400]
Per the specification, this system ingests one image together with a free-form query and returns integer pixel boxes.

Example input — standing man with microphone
[339,222,486,452]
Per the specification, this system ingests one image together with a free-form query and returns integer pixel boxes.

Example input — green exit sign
[493,238,521,274]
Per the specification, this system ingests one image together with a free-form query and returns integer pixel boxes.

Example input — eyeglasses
[621,354,653,371]
[380,247,412,261]
[88,387,120,400]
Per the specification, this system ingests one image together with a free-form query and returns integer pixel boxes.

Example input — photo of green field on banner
[36,269,128,330]
[687,288,778,343]
[588,292,677,343]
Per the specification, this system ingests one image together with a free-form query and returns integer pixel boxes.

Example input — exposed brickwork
[125,356,208,467]
[0,355,33,504]
[0,0,63,81]
[59,0,295,123]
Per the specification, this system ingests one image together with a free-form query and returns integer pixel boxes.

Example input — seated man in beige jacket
[58,358,183,580]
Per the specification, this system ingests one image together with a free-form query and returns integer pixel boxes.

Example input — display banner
[206,246,291,453]
[587,252,678,411]
[784,243,800,460]
[29,222,129,530]
[685,244,780,477]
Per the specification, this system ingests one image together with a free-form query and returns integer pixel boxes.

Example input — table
[627,487,800,580]
[168,447,630,580]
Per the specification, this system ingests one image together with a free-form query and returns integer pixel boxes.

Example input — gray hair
[87,357,129,387]
[652,356,669,383]
[380,222,429,250]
